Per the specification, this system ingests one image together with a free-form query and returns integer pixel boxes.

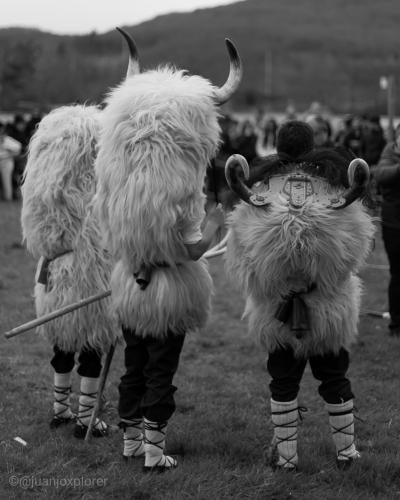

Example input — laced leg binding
[50,385,75,428]
[271,399,306,470]
[119,419,145,459]
[74,377,108,439]
[326,400,360,465]
[143,419,177,472]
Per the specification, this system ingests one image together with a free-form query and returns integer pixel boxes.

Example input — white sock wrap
[53,372,74,419]
[121,418,144,458]
[326,399,360,461]
[78,377,106,431]
[143,418,177,468]
[271,398,299,469]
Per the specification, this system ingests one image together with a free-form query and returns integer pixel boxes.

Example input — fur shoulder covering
[21,105,101,259]
[226,199,375,357]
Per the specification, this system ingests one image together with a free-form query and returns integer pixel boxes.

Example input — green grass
[1,201,400,499]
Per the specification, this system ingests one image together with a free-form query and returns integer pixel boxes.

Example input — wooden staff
[85,344,116,442]
[4,290,112,339]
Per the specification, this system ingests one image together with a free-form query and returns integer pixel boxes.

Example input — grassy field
[0,201,400,500]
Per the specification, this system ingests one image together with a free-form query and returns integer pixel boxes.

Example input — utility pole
[265,49,273,99]
[387,75,396,142]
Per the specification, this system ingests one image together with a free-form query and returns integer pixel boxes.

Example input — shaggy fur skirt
[110,258,213,338]
[34,228,117,353]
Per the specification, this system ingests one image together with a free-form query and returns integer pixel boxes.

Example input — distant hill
[0,0,399,113]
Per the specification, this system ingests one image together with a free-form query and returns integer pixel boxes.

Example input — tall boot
[270,398,299,470]
[50,372,75,428]
[119,418,145,460]
[73,376,108,439]
[143,418,177,472]
[326,399,360,468]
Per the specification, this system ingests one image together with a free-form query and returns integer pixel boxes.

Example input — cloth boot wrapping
[326,399,360,461]
[271,398,299,469]
[143,418,177,469]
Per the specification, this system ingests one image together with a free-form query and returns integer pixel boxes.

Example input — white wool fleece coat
[21,105,118,353]
[226,198,375,358]
[95,67,221,338]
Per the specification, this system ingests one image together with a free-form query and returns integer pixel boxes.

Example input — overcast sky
[1,0,241,34]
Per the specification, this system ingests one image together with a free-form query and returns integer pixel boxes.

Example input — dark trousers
[118,328,185,422]
[267,346,354,404]
[382,225,400,330]
[50,345,103,378]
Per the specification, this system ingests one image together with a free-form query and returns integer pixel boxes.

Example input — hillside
[0,0,399,112]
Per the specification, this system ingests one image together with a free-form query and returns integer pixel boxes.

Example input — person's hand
[206,204,225,229]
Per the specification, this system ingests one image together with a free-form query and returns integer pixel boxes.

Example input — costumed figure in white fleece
[21,105,118,439]
[225,121,375,470]
[94,29,241,471]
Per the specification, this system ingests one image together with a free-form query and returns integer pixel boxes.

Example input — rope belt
[274,283,316,339]
[37,250,73,288]
[134,262,172,291]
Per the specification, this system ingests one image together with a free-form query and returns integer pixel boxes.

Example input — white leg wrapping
[53,372,74,420]
[77,377,107,432]
[271,398,299,469]
[326,399,360,461]
[121,418,145,458]
[143,419,177,469]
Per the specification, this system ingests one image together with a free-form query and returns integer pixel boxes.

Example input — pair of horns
[225,154,370,209]
[116,27,242,105]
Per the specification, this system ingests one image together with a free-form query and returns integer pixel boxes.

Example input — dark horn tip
[116,27,138,53]
[224,38,241,67]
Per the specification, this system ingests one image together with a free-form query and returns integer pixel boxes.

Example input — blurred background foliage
[0,0,399,112]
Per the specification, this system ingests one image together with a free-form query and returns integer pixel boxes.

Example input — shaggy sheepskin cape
[226,167,375,358]
[21,105,118,353]
[95,67,221,338]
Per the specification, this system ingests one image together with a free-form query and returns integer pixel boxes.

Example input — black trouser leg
[50,346,75,374]
[118,328,185,422]
[77,347,103,378]
[309,348,354,404]
[267,347,307,402]
[118,328,150,420]
[382,225,400,329]
[142,332,185,422]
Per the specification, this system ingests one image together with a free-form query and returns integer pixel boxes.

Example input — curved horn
[116,27,140,77]
[214,39,243,105]
[331,158,370,209]
[225,154,270,206]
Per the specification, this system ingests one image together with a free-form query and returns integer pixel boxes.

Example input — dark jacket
[372,142,400,228]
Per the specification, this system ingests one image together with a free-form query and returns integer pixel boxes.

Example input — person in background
[7,114,29,199]
[372,123,400,336]
[263,117,278,150]
[334,115,354,148]
[306,115,334,148]
[0,122,22,201]
[342,115,365,158]
[235,120,259,162]
[363,115,386,167]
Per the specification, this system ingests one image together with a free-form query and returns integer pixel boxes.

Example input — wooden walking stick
[85,343,116,442]
[4,290,112,339]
